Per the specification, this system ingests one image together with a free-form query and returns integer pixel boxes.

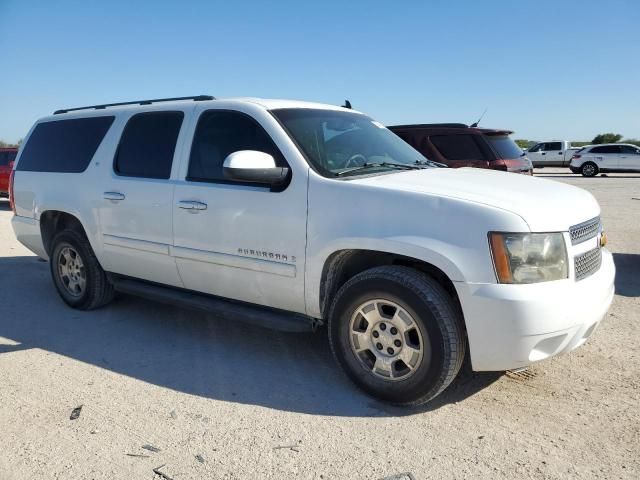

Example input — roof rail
[387,123,469,129]
[53,95,215,115]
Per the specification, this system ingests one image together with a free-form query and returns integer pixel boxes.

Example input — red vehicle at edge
[388,123,532,174]
[0,147,18,198]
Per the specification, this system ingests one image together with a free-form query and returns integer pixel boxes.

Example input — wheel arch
[318,249,464,326]
[40,210,91,257]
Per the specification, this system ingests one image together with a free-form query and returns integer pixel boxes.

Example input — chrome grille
[574,247,602,281]
[569,217,600,245]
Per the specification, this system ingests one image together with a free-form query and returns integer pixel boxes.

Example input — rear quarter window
[486,135,524,159]
[17,116,114,173]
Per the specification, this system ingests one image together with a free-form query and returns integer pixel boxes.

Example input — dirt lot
[0,169,638,480]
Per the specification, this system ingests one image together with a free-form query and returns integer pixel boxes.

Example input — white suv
[570,143,640,176]
[10,96,615,405]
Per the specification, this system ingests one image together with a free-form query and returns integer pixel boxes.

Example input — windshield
[486,135,525,159]
[272,109,431,177]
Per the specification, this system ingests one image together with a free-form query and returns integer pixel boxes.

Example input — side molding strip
[172,246,296,278]
[103,234,170,255]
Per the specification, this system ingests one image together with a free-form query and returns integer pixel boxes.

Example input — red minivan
[0,147,18,198]
[388,123,532,174]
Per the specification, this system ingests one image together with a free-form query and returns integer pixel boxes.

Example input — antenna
[342,99,352,109]
[470,107,488,127]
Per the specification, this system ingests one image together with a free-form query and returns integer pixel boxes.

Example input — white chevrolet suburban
[10,96,615,405]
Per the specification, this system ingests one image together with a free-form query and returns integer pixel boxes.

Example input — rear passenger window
[0,152,10,166]
[544,142,562,151]
[430,135,484,161]
[114,112,184,179]
[187,110,285,183]
[17,117,114,173]
[590,146,620,154]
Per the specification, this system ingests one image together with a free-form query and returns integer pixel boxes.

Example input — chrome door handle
[104,192,125,201]
[178,200,207,211]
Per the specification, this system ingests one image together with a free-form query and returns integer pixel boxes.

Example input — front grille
[574,247,602,281]
[569,217,600,245]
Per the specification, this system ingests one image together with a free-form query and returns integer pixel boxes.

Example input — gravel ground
[0,168,638,479]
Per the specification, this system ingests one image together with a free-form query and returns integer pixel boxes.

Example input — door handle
[558,152,563,155]
[541,152,546,155]
[104,192,125,201]
[178,200,207,211]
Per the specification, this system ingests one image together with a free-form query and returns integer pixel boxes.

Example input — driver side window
[187,110,286,183]
[529,143,542,152]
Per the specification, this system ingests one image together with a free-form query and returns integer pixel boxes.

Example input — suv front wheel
[328,266,466,405]
[50,229,115,310]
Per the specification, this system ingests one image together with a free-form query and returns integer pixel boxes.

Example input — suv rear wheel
[328,266,466,405]
[581,162,599,177]
[50,229,114,310]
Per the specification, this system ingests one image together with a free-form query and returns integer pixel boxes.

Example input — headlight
[489,232,568,284]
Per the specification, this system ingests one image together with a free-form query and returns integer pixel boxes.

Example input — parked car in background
[526,141,580,168]
[388,123,532,174]
[11,96,614,406]
[569,143,640,176]
[0,147,18,197]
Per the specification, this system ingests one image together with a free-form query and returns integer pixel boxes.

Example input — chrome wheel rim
[349,299,425,381]
[583,164,595,176]
[58,247,86,297]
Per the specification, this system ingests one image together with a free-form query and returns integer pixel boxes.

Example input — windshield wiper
[414,159,448,168]
[335,162,424,177]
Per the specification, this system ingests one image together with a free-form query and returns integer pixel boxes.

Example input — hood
[350,167,600,232]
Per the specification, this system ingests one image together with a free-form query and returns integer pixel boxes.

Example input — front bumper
[455,248,615,371]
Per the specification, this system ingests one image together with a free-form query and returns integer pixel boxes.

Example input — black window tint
[114,112,183,179]
[590,145,620,154]
[17,117,114,173]
[188,110,285,182]
[544,142,562,151]
[430,134,484,161]
[0,152,9,166]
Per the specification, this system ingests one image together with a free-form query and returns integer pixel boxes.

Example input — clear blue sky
[1,0,638,143]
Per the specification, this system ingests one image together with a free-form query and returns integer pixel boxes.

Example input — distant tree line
[515,133,639,149]
[0,139,22,148]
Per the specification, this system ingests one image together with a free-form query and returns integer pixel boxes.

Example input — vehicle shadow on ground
[0,255,500,417]
[613,253,640,297]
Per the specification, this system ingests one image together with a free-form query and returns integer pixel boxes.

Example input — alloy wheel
[349,299,425,381]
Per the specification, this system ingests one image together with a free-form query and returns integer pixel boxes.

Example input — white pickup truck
[9,96,615,405]
[527,141,580,167]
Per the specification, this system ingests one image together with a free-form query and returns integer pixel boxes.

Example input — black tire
[581,162,598,177]
[328,266,466,406]
[50,229,114,310]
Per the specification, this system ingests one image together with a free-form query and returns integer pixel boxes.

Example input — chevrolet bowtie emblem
[599,231,608,248]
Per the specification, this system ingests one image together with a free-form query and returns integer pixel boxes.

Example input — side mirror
[223,151,289,185]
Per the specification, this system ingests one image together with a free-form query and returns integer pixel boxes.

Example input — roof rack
[387,123,469,129]
[53,95,215,115]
